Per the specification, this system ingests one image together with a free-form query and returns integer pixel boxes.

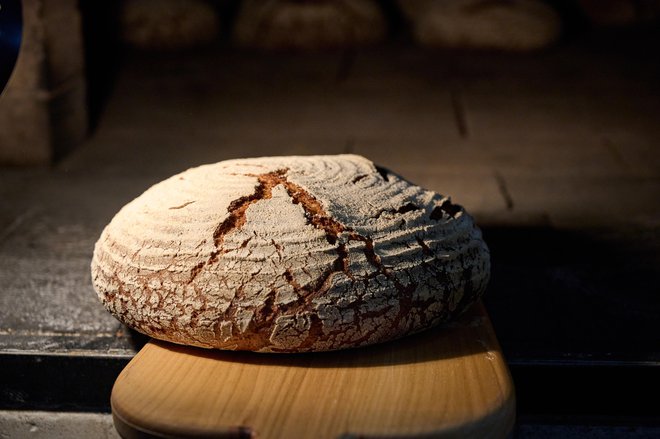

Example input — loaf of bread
[91,155,490,352]
[399,0,561,51]
[120,0,219,50]
[233,0,387,50]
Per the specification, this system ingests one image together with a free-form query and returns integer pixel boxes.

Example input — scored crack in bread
[91,155,490,352]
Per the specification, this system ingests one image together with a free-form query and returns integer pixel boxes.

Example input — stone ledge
[0,410,118,439]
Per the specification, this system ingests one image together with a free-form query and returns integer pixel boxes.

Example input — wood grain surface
[111,302,514,438]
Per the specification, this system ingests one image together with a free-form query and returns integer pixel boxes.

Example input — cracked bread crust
[91,155,490,352]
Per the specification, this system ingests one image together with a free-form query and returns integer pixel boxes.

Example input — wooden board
[111,302,515,438]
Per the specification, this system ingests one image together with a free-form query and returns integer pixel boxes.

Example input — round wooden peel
[111,302,515,438]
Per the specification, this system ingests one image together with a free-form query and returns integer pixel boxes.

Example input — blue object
[0,0,22,94]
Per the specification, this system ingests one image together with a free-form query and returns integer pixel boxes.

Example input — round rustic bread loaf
[233,0,387,50]
[120,0,219,50]
[398,0,561,51]
[91,155,490,352]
